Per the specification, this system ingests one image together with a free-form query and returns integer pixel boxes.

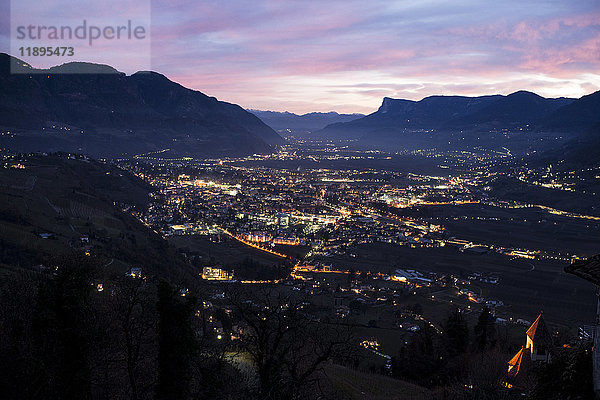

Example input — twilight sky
[2,0,600,113]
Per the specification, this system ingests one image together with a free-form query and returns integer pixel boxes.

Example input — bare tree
[90,274,157,400]
[227,285,354,400]
[443,350,514,400]
[111,276,157,400]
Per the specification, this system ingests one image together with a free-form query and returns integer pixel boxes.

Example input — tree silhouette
[32,254,95,400]
[227,285,354,399]
[530,343,594,400]
[392,322,442,386]
[155,280,197,400]
[442,308,469,357]
[473,307,496,352]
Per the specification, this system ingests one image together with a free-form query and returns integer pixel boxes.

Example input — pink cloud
[3,0,598,113]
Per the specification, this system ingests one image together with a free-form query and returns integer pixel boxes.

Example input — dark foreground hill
[0,152,193,278]
[0,54,283,158]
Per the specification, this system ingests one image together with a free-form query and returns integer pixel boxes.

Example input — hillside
[0,54,283,158]
[314,91,600,151]
[0,153,193,278]
[323,364,431,400]
[542,91,600,132]
[550,123,600,168]
[443,91,573,129]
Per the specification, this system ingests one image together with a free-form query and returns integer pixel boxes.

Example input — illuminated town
[1,0,599,397]
[111,141,600,342]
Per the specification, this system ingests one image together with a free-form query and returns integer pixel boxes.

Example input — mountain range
[2,53,598,158]
[315,90,600,152]
[0,53,283,158]
[248,110,363,134]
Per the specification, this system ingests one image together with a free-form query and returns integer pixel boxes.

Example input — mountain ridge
[316,91,588,139]
[249,109,364,133]
[313,91,600,153]
[0,53,284,158]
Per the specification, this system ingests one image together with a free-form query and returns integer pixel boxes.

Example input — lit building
[507,313,552,380]
[202,266,234,281]
[128,267,143,278]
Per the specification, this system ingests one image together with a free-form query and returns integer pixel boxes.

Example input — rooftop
[526,313,553,346]
[508,346,531,377]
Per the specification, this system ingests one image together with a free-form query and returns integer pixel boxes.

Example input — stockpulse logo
[15,20,147,46]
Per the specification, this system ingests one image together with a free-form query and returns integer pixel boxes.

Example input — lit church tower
[507,313,552,379]
[525,313,552,362]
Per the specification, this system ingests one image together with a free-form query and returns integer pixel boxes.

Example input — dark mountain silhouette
[248,109,363,133]
[0,53,283,158]
[549,123,600,168]
[315,95,502,140]
[443,91,574,129]
[542,91,600,132]
[378,95,503,127]
[316,91,584,144]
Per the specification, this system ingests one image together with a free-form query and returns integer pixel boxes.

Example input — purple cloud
[1,0,599,113]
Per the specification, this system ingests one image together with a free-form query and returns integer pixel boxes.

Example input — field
[169,235,287,267]
[168,235,293,280]
[399,203,600,256]
[489,176,600,216]
[314,242,597,328]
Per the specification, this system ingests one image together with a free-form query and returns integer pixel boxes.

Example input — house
[128,267,142,278]
[335,305,350,318]
[202,266,234,281]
